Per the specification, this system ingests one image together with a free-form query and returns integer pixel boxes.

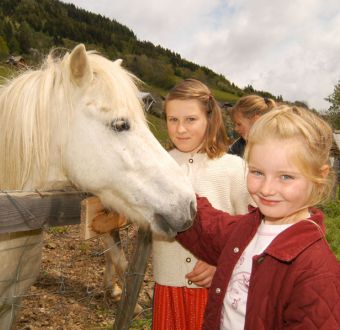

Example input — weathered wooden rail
[0,189,85,233]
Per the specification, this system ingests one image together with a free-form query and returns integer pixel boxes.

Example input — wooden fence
[0,189,147,330]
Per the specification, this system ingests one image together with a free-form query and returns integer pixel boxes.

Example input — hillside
[0,0,282,106]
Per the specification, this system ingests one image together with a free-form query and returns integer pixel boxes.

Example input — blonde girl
[229,95,276,157]
[152,79,252,330]
[177,105,340,330]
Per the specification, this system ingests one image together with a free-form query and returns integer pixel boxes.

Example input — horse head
[0,44,196,236]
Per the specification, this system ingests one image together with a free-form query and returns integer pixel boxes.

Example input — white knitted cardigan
[152,149,252,288]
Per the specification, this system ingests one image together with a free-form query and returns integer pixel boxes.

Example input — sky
[61,0,340,111]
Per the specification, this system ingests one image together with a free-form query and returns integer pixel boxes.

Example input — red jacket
[177,197,340,330]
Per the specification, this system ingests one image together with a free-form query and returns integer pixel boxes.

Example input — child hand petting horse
[152,79,252,330]
[177,105,340,330]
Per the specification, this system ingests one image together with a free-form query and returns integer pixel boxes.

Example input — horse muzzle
[153,200,196,236]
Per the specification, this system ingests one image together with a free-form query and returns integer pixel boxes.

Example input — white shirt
[221,221,293,330]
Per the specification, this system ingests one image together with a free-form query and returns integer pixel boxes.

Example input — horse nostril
[190,200,196,220]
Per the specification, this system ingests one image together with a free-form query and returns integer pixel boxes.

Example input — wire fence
[9,224,153,330]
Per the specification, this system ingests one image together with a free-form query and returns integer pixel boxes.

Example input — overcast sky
[62,0,340,111]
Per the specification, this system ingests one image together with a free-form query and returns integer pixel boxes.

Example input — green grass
[130,309,152,330]
[47,226,69,235]
[0,65,16,83]
[211,88,240,103]
[321,200,340,261]
[146,113,169,146]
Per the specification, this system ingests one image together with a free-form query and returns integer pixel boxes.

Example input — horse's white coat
[0,44,196,328]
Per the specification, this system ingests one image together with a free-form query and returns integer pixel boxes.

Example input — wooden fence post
[113,226,152,330]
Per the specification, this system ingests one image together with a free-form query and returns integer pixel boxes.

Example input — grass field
[322,199,340,261]
[147,113,168,146]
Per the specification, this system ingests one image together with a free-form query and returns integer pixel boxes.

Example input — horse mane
[0,49,144,190]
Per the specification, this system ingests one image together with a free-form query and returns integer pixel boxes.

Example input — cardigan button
[186,257,191,263]
[215,288,221,294]
[257,256,265,264]
[188,280,193,285]
[233,247,240,253]
[189,158,193,163]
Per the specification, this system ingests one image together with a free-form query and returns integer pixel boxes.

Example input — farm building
[139,92,156,112]
[6,55,27,68]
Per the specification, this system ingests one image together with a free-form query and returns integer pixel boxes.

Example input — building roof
[138,92,156,112]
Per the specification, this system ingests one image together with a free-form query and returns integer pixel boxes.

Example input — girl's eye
[250,170,263,176]
[281,174,294,180]
[187,117,196,122]
[168,118,177,123]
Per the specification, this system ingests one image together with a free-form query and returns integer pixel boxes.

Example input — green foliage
[0,36,9,58]
[0,0,287,112]
[0,64,16,82]
[47,226,69,235]
[130,309,152,330]
[320,200,340,261]
[17,20,34,52]
[325,80,340,129]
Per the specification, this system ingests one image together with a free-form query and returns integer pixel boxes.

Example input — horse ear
[69,44,93,86]
[114,59,123,66]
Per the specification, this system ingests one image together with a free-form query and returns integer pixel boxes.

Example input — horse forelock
[88,53,145,122]
[0,48,144,190]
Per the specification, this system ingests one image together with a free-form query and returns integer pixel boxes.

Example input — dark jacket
[177,197,340,330]
[228,137,246,157]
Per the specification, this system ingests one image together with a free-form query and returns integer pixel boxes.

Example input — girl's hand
[185,260,216,288]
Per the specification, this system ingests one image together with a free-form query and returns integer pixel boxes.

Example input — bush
[320,200,340,261]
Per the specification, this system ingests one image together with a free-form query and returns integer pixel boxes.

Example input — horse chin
[151,220,177,238]
[152,214,193,238]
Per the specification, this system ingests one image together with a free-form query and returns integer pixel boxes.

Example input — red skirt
[152,283,208,330]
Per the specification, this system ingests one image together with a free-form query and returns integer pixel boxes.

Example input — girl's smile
[257,196,281,206]
[247,139,313,224]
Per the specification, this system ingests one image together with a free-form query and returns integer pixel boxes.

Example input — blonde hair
[164,79,229,158]
[244,105,335,206]
[231,95,276,121]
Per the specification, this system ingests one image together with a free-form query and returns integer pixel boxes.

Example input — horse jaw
[63,113,196,237]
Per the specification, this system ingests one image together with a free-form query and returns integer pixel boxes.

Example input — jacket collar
[252,208,325,262]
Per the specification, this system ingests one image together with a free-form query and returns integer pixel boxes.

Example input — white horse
[0,44,196,329]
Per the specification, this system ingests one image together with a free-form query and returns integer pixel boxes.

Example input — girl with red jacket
[177,105,340,330]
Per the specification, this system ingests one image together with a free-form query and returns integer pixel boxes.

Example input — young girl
[228,95,276,157]
[152,79,252,329]
[177,105,340,329]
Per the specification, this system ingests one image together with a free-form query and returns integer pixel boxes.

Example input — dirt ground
[13,225,154,330]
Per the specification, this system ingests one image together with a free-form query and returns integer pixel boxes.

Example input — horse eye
[111,118,130,132]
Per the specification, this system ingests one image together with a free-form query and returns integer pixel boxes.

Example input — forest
[0,0,281,104]
[0,0,339,129]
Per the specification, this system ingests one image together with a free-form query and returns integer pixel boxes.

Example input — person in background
[228,95,276,157]
[177,105,340,330]
[152,79,252,330]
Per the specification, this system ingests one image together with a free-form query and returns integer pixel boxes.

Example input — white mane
[0,50,144,190]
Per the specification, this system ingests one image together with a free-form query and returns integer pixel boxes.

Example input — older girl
[152,79,252,329]
[177,105,340,329]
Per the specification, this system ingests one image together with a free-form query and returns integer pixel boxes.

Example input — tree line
[0,0,338,130]
[0,0,279,100]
